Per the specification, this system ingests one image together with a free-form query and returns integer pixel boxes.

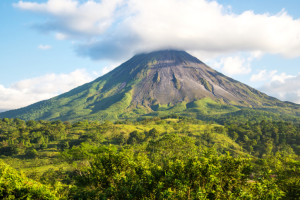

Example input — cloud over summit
[14,0,300,62]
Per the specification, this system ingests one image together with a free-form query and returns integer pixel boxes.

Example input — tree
[25,148,38,159]
[58,141,69,151]
[41,142,48,150]
[231,131,239,141]
[128,131,145,144]
[148,128,159,139]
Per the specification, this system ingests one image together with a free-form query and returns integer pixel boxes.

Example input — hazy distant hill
[1,50,300,122]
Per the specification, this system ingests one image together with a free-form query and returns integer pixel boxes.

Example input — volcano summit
[1,50,300,122]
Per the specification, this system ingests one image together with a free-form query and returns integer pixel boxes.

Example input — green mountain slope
[1,50,300,122]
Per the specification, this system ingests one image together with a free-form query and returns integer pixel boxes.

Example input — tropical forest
[0,112,300,199]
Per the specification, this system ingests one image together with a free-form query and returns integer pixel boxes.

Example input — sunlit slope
[1,50,300,122]
[0,53,153,122]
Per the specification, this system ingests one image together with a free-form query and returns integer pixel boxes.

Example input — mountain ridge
[1,50,300,122]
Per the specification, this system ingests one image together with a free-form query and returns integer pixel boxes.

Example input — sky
[1,0,300,112]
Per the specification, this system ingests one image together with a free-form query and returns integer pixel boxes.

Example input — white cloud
[13,0,300,61]
[207,52,263,76]
[250,69,277,82]
[218,55,252,75]
[260,72,300,103]
[38,44,52,50]
[0,69,94,111]
[14,0,125,36]
[55,33,68,40]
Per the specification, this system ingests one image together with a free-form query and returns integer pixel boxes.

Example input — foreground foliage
[0,160,58,199]
[68,143,283,199]
[0,116,299,199]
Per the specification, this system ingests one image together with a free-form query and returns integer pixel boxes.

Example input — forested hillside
[0,116,299,199]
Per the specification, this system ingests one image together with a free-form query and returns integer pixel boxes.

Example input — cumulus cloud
[13,0,300,63]
[259,72,300,103]
[250,69,277,82]
[208,55,252,75]
[55,33,68,40]
[0,69,94,111]
[38,44,52,50]
[207,51,264,76]
[14,0,125,36]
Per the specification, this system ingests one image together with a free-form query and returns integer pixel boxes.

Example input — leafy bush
[25,148,38,159]
[0,160,58,199]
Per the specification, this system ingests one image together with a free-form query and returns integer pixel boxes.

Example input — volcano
[1,50,300,122]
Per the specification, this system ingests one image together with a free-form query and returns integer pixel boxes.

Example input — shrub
[25,148,38,159]
[0,160,57,199]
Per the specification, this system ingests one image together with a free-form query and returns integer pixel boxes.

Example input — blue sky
[0,0,108,85]
[1,0,300,111]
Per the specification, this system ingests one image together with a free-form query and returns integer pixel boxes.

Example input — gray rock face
[129,50,276,107]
